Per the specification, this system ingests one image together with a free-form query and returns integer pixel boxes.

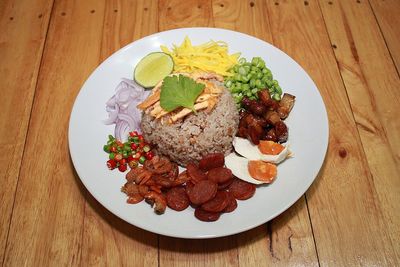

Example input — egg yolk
[258,140,284,155]
[248,160,277,183]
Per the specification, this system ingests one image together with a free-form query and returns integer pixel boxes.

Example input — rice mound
[141,88,239,166]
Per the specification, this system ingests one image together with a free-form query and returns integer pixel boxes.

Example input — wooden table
[1,0,399,266]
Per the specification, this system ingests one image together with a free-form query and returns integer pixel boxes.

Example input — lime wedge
[134,52,174,88]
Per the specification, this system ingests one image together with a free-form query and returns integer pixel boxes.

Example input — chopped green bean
[242,83,250,91]
[255,79,262,88]
[224,57,283,108]
[238,66,247,75]
[272,93,281,101]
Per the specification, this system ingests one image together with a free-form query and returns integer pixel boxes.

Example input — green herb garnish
[160,74,205,112]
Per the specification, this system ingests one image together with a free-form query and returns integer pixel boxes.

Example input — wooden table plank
[263,0,397,265]
[0,0,54,264]
[236,199,318,266]
[158,0,214,29]
[212,1,319,266]
[319,0,400,261]
[369,0,400,73]
[100,0,159,61]
[2,0,107,266]
[80,1,159,266]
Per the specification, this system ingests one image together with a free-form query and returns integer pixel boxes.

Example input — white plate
[68,27,328,239]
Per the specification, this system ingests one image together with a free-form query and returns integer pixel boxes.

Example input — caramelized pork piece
[253,115,268,128]
[277,93,296,119]
[248,121,264,145]
[263,110,281,125]
[263,129,277,142]
[248,101,267,116]
[275,121,288,143]
[237,126,248,138]
[257,90,279,110]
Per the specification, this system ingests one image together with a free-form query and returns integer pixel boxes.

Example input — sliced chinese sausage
[207,167,233,184]
[166,187,189,211]
[217,178,234,190]
[194,207,221,222]
[188,180,217,205]
[228,178,256,200]
[223,192,238,213]
[201,191,230,212]
[186,163,207,183]
[185,181,195,196]
[198,153,225,171]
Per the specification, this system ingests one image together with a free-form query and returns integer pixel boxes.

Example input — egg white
[233,137,290,164]
[225,153,266,185]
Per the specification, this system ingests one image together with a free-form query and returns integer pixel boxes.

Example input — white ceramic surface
[68,27,329,239]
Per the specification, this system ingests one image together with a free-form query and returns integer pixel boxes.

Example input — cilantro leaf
[160,75,205,112]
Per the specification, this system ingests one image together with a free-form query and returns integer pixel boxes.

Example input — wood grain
[369,0,400,73]
[80,1,159,266]
[264,0,397,265]
[236,199,318,267]
[0,0,54,264]
[212,0,271,40]
[319,0,400,261]
[100,0,159,61]
[2,0,106,265]
[158,0,214,30]
[213,1,319,266]
[81,194,158,267]
[159,237,239,267]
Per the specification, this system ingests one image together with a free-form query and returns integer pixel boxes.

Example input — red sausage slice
[207,167,233,184]
[223,192,238,213]
[198,153,225,171]
[194,207,221,222]
[185,181,195,196]
[217,178,234,190]
[228,178,256,200]
[188,180,217,205]
[166,187,190,211]
[201,191,230,212]
[186,163,207,183]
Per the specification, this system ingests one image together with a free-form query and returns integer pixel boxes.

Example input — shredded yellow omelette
[160,36,240,76]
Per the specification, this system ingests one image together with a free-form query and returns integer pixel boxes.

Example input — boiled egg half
[225,137,291,184]
[233,137,290,164]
